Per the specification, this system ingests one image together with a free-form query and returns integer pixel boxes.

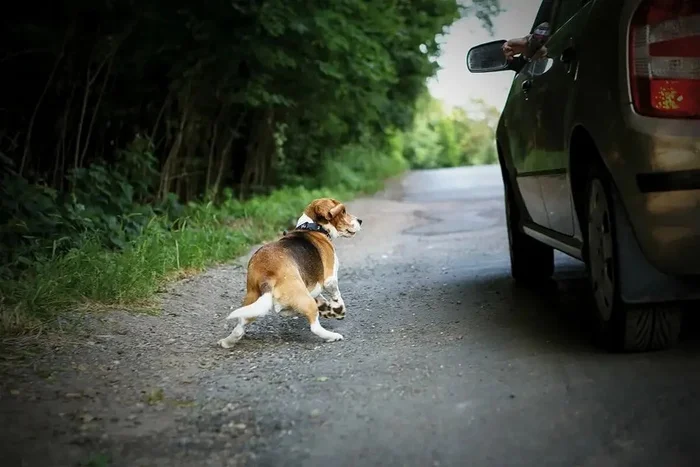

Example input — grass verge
[0,151,404,337]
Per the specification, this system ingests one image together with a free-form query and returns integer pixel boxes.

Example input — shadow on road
[447,261,700,356]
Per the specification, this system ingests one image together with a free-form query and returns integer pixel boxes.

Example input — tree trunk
[241,108,275,198]
[21,33,67,177]
[159,98,191,201]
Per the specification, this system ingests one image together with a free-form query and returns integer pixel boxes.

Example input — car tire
[504,177,554,283]
[584,164,682,352]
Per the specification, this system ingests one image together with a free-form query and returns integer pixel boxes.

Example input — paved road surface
[2,165,699,467]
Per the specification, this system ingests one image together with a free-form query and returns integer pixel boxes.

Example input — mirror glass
[466,40,509,73]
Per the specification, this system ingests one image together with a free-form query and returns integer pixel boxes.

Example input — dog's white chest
[333,253,339,278]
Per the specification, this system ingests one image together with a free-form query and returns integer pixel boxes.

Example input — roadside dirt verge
[0,195,421,467]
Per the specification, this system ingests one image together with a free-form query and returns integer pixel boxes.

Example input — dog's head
[304,198,362,239]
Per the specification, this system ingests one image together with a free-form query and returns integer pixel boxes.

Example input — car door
[502,61,550,228]
[525,0,594,236]
[502,0,557,229]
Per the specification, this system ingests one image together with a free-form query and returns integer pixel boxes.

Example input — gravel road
[2,165,699,467]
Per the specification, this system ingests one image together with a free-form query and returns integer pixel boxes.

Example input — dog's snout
[358,219,363,226]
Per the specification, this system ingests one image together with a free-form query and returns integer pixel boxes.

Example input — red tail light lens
[629,0,700,119]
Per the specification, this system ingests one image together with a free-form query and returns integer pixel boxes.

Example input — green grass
[0,150,405,337]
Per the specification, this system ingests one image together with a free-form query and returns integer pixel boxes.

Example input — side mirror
[466,40,510,73]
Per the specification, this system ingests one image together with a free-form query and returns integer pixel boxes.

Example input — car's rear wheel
[504,177,554,283]
[585,166,682,352]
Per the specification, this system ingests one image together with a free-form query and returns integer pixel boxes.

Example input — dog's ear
[314,201,334,222]
[329,203,344,219]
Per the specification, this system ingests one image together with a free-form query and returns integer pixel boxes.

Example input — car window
[530,0,556,34]
[551,0,586,32]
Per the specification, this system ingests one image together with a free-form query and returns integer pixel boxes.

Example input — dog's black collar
[287,222,331,239]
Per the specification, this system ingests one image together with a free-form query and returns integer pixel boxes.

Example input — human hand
[502,37,528,61]
[530,45,548,60]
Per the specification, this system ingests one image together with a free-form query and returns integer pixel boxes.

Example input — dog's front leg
[323,279,346,320]
[315,294,334,319]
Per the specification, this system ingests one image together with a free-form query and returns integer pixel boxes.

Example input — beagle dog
[218,198,362,347]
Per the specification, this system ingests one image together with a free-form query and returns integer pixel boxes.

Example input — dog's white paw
[218,338,236,349]
[325,332,344,342]
[219,324,246,349]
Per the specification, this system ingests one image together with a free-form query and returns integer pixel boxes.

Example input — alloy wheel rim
[587,179,615,321]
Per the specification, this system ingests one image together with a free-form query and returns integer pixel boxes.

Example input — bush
[0,140,179,276]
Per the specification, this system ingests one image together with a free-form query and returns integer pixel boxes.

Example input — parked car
[466,0,700,352]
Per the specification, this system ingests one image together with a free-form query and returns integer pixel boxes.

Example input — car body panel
[528,0,595,235]
[574,0,700,275]
[500,60,550,226]
[487,0,700,302]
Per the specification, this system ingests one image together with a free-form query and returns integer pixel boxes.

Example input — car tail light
[629,0,700,118]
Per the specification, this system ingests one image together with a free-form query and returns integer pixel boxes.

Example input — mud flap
[611,188,700,304]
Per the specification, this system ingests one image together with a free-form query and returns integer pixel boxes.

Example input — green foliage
[402,94,499,169]
[460,0,504,34]
[0,0,502,199]
[0,139,181,277]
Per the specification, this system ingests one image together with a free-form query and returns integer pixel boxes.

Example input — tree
[402,93,499,169]
[0,1,501,267]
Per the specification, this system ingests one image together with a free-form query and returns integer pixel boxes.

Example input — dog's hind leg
[276,283,343,342]
[225,292,272,321]
[218,291,266,348]
[218,322,245,349]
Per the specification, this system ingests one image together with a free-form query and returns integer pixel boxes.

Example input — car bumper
[612,131,700,277]
[631,187,700,276]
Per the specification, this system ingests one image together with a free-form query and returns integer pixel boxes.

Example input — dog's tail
[225,293,273,320]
